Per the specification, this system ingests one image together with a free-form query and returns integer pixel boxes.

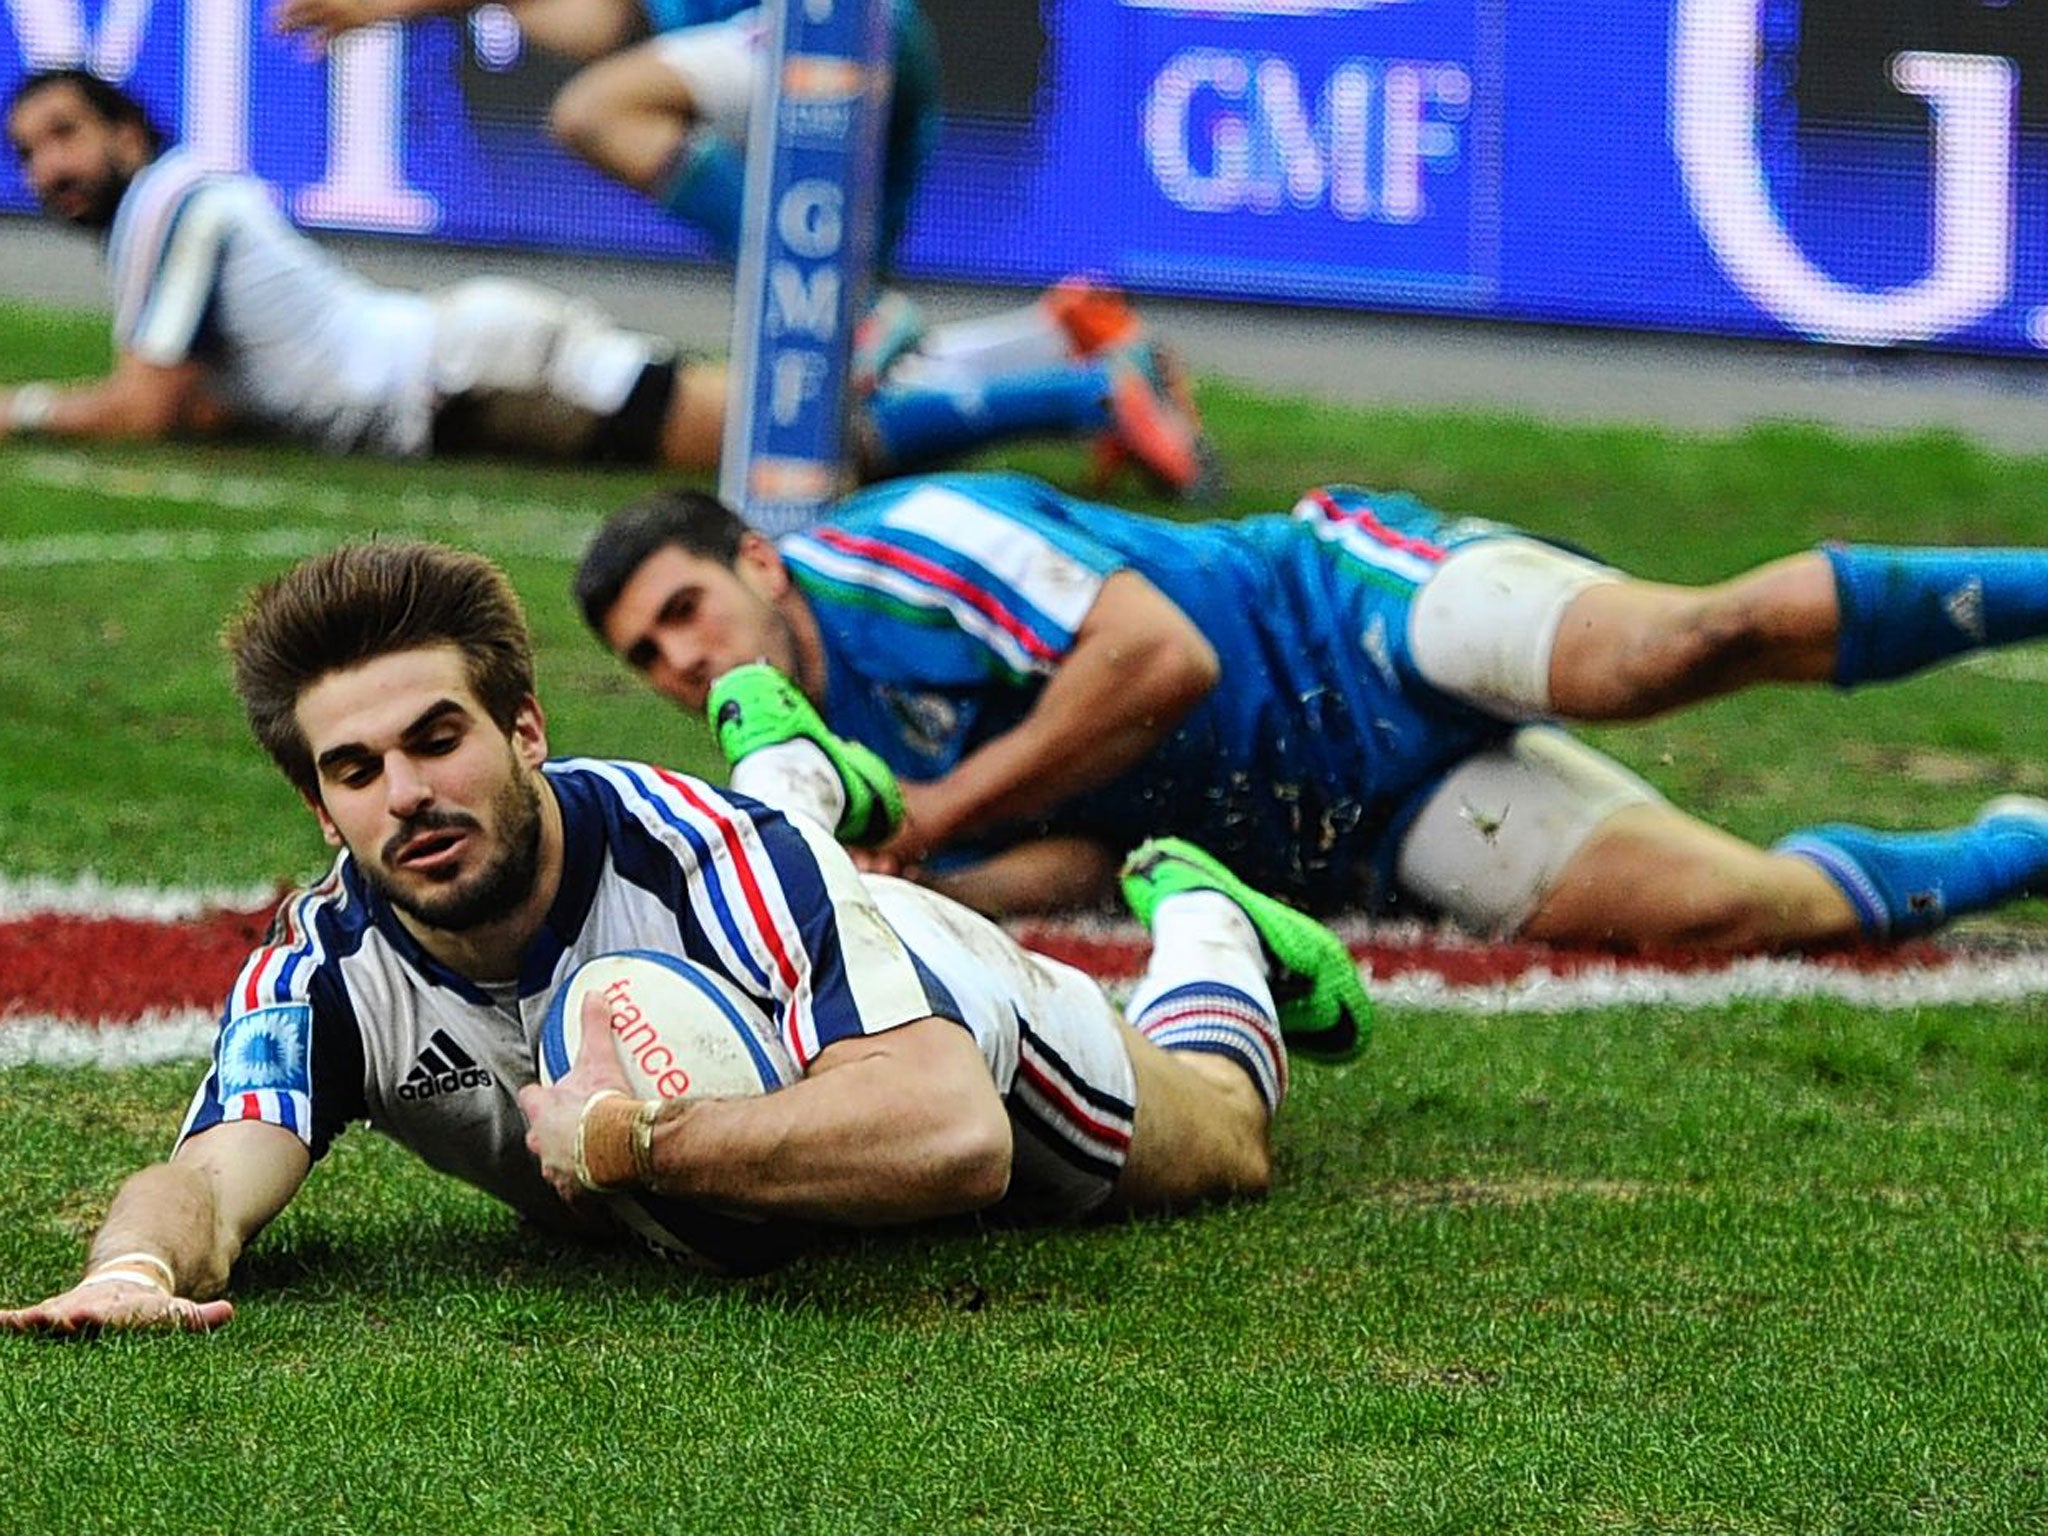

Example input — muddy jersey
[177,759,958,1226]
[107,148,437,454]
[781,471,1519,909]
[178,757,1139,1226]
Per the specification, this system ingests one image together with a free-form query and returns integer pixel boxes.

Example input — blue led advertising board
[1,1,2043,356]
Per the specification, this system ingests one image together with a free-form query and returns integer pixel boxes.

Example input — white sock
[1126,890,1286,1115]
[1126,889,1271,1019]
[728,740,846,833]
[912,303,1069,380]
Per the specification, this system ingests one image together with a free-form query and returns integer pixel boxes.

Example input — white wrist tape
[8,382,57,435]
[79,1267,172,1295]
[91,1249,177,1290]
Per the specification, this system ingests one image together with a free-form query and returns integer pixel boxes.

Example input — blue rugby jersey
[782,472,1516,908]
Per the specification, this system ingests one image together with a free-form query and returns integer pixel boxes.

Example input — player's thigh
[1408,536,1622,720]
[1394,727,1665,936]
[427,279,664,458]
[505,0,646,60]
[1526,801,1856,950]
[1108,1023,1272,1211]
[634,13,768,140]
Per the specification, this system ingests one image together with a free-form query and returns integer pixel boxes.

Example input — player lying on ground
[0,540,1365,1335]
[0,70,1205,492]
[269,0,1211,496]
[575,469,2048,949]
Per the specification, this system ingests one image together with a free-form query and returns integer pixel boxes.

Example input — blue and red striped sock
[1129,980,1287,1117]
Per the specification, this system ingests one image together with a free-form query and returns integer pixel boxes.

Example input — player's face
[295,645,550,934]
[601,538,800,712]
[6,83,147,231]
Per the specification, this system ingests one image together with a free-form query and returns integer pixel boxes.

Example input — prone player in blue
[577,469,2048,951]
[273,0,1211,495]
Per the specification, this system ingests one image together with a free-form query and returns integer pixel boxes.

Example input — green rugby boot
[708,663,905,847]
[1120,836,1371,1063]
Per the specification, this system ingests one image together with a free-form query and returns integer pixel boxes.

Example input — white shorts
[426,278,669,458]
[1393,727,1664,936]
[650,12,769,142]
[866,876,1136,1222]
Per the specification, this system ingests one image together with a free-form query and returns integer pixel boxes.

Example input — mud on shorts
[425,277,681,464]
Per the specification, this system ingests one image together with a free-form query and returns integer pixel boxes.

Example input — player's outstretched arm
[0,1120,310,1337]
[521,992,1012,1226]
[1,354,208,444]
[880,570,1218,864]
[270,0,468,47]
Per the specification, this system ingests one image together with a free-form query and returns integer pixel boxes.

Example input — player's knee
[547,76,610,160]
[1634,602,1772,710]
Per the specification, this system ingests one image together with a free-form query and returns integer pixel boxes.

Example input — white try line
[0,451,598,565]
[0,871,279,922]
[10,873,2048,1074]
[0,1010,220,1071]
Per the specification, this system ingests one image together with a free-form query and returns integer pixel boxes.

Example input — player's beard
[370,764,546,934]
[45,156,132,232]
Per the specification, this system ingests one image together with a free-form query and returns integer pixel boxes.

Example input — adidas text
[399,1065,494,1101]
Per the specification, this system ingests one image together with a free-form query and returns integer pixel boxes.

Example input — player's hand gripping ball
[539,951,807,1273]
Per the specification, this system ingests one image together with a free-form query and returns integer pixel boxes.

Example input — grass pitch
[4,299,2048,1533]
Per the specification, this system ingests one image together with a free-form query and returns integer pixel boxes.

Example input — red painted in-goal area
[1005,919,1968,989]
[1,906,274,1023]
[0,897,2008,1029]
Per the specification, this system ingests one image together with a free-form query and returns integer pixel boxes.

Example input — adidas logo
[397,1030,495,1102]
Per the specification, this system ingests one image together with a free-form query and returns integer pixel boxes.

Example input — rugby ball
[538,950,808,1274]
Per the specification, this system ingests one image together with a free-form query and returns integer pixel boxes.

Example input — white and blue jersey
[107,149,437,454]
[178,758,1136,1228]
[783,473,1522,910]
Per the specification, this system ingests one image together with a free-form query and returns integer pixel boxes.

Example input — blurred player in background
[271,0,1214,496]
[2,69,1204,490]
[577,469,2048,951]
[0,537,1362,1334]
[2,68,721,465]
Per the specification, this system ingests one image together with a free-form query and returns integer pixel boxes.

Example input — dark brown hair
[223,541,536,795]
[573,487,749,637]
[8,68,166,154]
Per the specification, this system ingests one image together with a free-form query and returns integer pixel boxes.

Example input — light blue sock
[1776,807,2048,939]
[864,363,1111,472]
[655,133,745,259]
[1827,543,2048,687]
